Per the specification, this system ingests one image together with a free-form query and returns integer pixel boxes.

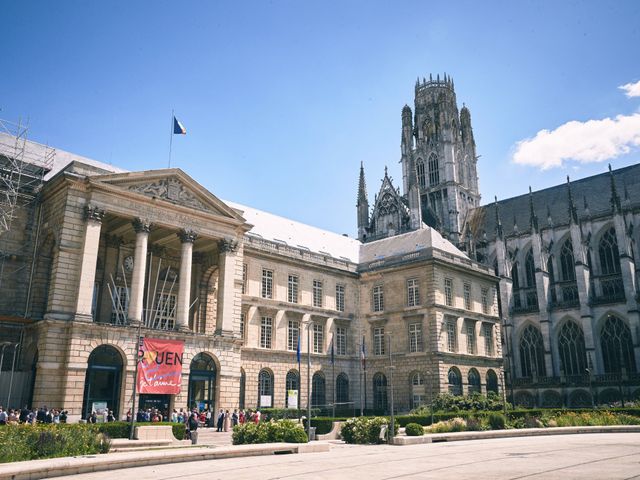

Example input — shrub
[0,424,110,463]
[340,417,399,444]
[488,413,506,430]
[260,408,320,420]
[232,419,307,445]
[404,423,424,436]
[412,393,510,415]
[465,416,486,431]
[427,417,467,433]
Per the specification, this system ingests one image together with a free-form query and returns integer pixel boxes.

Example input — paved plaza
[52,433,640,480]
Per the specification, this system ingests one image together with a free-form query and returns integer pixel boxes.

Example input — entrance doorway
[139,394,171,419]
[82,345,123,420]
[187,353,216,413]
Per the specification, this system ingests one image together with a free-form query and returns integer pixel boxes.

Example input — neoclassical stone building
[0,120,503,420]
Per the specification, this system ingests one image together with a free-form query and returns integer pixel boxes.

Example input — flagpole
[168,109,174,168]
[331,334,335,419]
[297,334,301,423]
[359,338,363,417]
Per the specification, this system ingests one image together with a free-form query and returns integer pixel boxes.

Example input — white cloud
[619,80,640,98]
[512,113,640,169]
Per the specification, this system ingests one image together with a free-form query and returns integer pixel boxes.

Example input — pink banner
[137,338,184,394]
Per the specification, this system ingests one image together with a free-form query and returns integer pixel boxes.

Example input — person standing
[223,410,231,432]
[216,409,224,432]
[188,412,199,445]
[231,409,239,427]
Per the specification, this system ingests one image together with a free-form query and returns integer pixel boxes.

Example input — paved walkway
[50,433,640,480]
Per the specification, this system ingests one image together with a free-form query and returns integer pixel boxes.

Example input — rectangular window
[261,269,273,299]
[260,316,272,348]
[444,278,453,307]
[374,327,385,356]
[288,320,300,351]
[313,323,324,353]
[483,324,494,356]
[288,274,299,303]
[407,278,420,307]
[466,322,476,354]
[336,326,347,355]
[240,312,245,339]
[335,284,345,312]
[313,280,323,307]
[372,284,384,312]
[409,323,422,353]
[111,286,130,324]
[463,283,471,310]
[155,293,177,330]
[446,320,457,352]
[242,263,247,294]
[481,287,489,314]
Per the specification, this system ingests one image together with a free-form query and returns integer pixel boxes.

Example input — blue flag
[296,334,301,365]
[173,116,186,135]
[361,335,366,370]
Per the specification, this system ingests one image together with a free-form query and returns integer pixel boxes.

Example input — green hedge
[232,420,307,445]
[404,423,424,436]
[0,424,110,463]
[340,417,399,444]
[259,408,320,420]
[96,422,186,440]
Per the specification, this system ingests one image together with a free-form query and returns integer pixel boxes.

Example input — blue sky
[3,1,640,236]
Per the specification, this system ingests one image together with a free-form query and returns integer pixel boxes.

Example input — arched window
[188,353,217,412]
[560,239,575,281]
[511,262,520,290]
[525,249,536,287]
[336,373,349,404]
[601,315,636,373]
[416,158,426,189]
[558,321,587,376]
[258,369,274,408]
[486,370,499,394]
[373,373,388,411]
[447,367,462,395]
[285,370,299,408]
[312,372,326,407]
[428,153,439,186]
[599,228,621,275]
[82,345,123,420]
[519,325,546,377]
[467,369,481,394]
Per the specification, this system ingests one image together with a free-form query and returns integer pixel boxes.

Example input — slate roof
[468,163,640,242]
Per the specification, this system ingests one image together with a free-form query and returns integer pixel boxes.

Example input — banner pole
[129,322,142,440]
[168,109,174,168]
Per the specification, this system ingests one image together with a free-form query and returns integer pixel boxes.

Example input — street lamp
[425,369,434,426]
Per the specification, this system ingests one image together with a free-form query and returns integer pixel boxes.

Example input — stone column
[176,229,197,331]
[216,238,240,336]
[74,204,105,322]
[127,218,151,325]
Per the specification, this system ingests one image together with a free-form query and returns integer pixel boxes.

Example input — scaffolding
[0,118,55,304]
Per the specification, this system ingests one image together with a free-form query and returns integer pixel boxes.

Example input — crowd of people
[0,405,68,425]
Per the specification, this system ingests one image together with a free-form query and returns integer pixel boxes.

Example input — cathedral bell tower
[402,73,480,245]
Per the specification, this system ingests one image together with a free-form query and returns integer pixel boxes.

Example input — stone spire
[566,176,578,224]
[528,186,538,232]
[357,161,368,205]
[357,162,370,242]
[494,196,503,239]
[609,164,621,213]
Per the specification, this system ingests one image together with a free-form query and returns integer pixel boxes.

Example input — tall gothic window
[373,373,388,411]
[447,367,462,395]
[560,239,576,281]
[558,320,587,376]
[525,249,536,287]
[312,372,326,407]
[600,315,636,373]
[519,325,546,377]
[428,153,440,186]
[599,227,621,275]
[416,159,426,189]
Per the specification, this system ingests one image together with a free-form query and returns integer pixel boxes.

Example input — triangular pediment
[90,168,245,222]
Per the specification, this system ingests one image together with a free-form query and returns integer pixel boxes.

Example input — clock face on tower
[124,256,134,272]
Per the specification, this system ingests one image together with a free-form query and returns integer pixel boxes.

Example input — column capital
[178,229,198,243]
[84,204,105,223]
[133,218,152,233]
[218,238,239,254]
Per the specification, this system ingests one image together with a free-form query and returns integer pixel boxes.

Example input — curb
[392,425,640,445]
[0,442,331,480]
